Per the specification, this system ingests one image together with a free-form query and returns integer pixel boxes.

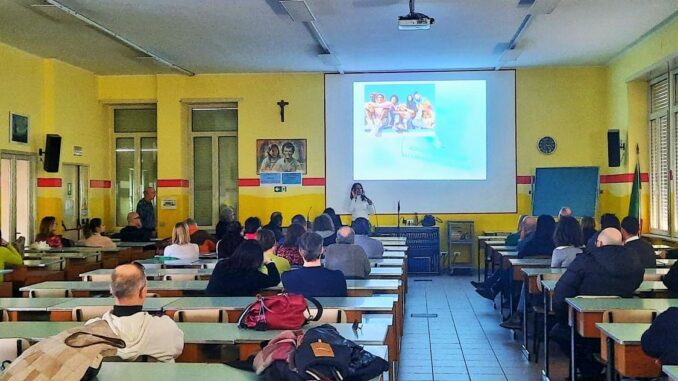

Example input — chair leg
[533,312,541,363]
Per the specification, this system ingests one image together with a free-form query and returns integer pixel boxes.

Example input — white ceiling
[0,0,677,75]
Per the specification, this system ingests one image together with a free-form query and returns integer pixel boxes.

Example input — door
[1,153,35,242]
[115,137,157,227]
[62,164,89,242]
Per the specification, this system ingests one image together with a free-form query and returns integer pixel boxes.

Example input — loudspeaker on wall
[43,134,62,173]
[607,130,621,167]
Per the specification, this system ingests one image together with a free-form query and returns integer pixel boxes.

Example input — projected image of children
[363,86,436,137]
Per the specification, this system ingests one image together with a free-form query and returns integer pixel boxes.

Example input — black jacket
[206,262,280,296]
[517,236,555,258]
[624,238,657,269]
[662,260,678,292]
[553,244,644,323]
[641,307,678,365]
[119,226,152,242]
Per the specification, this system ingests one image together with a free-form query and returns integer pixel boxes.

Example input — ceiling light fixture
[43,0,195,76]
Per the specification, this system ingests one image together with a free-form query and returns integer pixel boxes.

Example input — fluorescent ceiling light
[280,0,316,22]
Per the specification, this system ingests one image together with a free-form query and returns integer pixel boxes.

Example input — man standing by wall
[136,187,156,238]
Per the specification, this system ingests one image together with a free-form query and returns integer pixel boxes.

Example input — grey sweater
[323,243,372,279]
[551,246,582,268]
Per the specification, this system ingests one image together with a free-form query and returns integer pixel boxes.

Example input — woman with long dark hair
[35,216,63,248]
[276,223,306,266]
[83,218,116,248]
[347,182,375,222]
[206,240,280,296]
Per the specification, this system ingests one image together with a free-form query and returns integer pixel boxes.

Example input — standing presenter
[348,182,375,222]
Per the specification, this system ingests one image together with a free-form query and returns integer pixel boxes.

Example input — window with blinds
[649,73,676,235]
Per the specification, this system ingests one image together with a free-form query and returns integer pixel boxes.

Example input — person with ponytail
[83,218,117,248]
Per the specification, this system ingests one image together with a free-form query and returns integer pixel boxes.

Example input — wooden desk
[134,258,204,269]
[0,297,69,321]
[663,365,678,381]
[596,323,659,379]
[381,251,406,259]
[4,260,66,294]
[477,238,507,281]
[92,346,388,381]
[373,236,407,244]
[369,258,404,267]
[0,321,387,364]
[653,244,672,250]
[48,297,180,321]
[383,245,408,252]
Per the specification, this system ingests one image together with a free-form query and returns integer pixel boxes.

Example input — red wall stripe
[157,179,189,188]
[599,173,649,184]
[516,176,533,185]
[238,178,260,187]
[89,180,112,189]
[37,178,62,187]
[302,177,326,186]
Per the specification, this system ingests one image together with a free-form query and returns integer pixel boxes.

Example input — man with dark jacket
[621,216,656,268]
[551,228,644,380]
[641,307,678,365]
[585,213,620,253]
[661,261,678,293]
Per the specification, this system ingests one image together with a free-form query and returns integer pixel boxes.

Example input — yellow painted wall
[0,42,111,239]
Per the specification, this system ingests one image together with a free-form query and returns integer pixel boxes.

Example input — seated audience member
[585,213,620,252]
[0,231,23,282]
[620,216,656,268]
[504,215,527,246]
[119,212,152,242]
[516,216,537,251]
[163,222,199,260]
[257,228,290,275]
[352,217,384,259]
[323,207,343,231]
[216,221,244,260]
[580,216,597,246]
[324,227,371,279]
[206,240,280,296]
[550,228,644,380]
[551,216,582,268]
[243,216,261,240]
[185,218,216,254]
[313,214,336,247]
[276,223,306,266]
[83,218,117,249]
[281,232,347,297]
[518,214,556,258]
[558,206,573,218]
[661,260,678,292]
[35,216,63,248]
[85,263,184,362]
[262,212,284,241]
[291,214,307,227]
[215,206,235,240]
[641,307,678,365]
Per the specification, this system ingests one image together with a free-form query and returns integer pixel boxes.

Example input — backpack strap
[64,331,126,349]
[305,296,323,321]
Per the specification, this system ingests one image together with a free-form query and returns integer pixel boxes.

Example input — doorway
[61,164,89,242]
[1,153,35,243]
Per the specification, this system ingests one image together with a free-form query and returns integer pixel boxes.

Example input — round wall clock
[537,136,556,155]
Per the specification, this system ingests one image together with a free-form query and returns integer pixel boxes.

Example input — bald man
[136,187,156,237]
[516,216,537,251]
[85,264,183,362]
[323,226,371,279]
[119,212,152,242]
[550,227,644,378]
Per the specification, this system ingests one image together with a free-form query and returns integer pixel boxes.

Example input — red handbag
[238,293,323,331]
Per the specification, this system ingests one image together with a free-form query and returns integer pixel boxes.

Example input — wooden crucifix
[277,99,289,122]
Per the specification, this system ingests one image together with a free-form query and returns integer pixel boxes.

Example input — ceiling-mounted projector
[398,0,434,30]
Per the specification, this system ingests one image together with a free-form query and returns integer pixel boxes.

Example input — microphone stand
[397,201,401,238]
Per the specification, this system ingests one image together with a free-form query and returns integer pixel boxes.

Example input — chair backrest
[1,310,8,322]
[139,263,161,270]
[145,293,160,298]
[601,309,658,323]
[0,338,30,363]
[72,306,113,322]
[85,274,112,282]
[306,308,347,323]
[643,273,662,281]
[536,273,562,292]
[172,309,227,323]
[163,274,198,281]
[29,289,70,298]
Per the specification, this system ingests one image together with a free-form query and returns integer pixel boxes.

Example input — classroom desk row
[538,279,676,379]
[88,347,388,381]
[0,320,388,364]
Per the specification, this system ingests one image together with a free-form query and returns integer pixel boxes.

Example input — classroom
[1,1,678,380]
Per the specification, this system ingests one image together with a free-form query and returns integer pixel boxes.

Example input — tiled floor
[398,275,544,381]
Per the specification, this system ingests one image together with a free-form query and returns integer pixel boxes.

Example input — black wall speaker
[43,134,62,173]
[607,130,621,167]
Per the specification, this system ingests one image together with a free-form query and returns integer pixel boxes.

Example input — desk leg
[508,267,514,322]
[521,273,528,359]
[477,241,482,282]
[606,337,615,381]
[543,288,550,377]
[569,307,576,380]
